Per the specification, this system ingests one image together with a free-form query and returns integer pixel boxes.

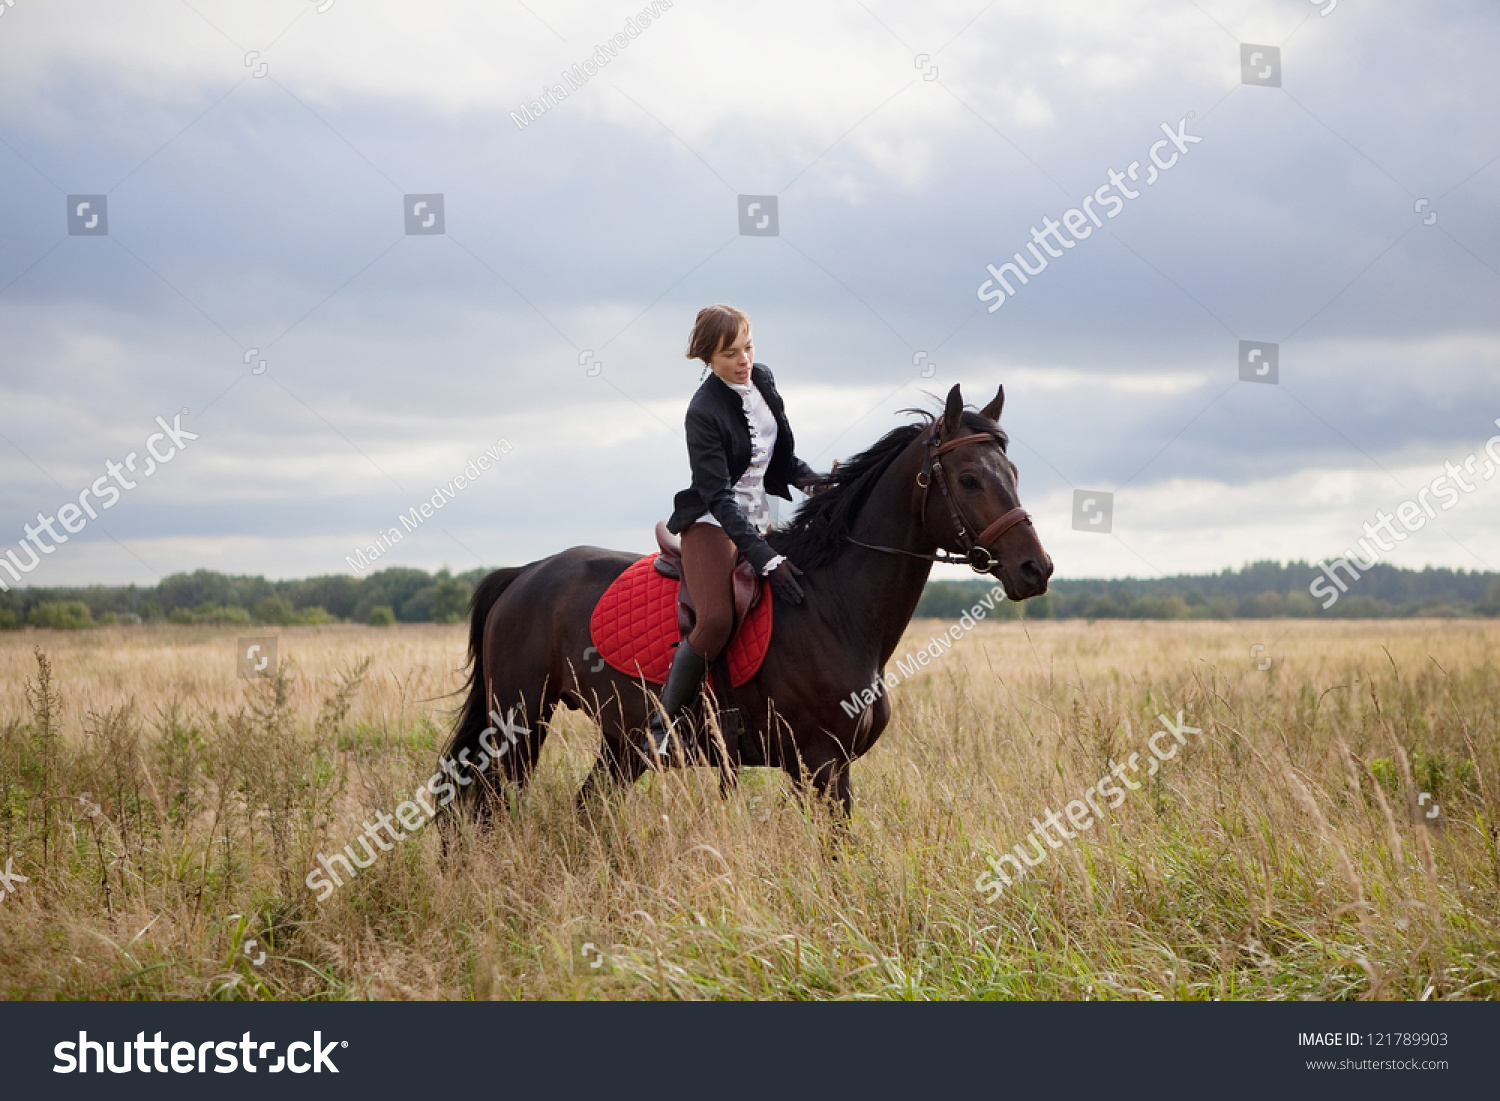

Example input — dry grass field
[0,617,1496,1000]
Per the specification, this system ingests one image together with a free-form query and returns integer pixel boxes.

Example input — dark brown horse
[440,383,1052,819]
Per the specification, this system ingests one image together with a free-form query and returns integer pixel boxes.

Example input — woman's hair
[685,304,750,364]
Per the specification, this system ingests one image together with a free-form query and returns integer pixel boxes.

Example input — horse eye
[959,473,980,489]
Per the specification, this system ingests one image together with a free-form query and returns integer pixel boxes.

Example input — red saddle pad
[588,553,773,687]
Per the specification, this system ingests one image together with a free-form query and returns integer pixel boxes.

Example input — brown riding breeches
[680,522,740,661]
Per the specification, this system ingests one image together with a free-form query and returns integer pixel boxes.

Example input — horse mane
[768,408,1006,569]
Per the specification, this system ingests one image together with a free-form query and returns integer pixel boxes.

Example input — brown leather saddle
[652,520,763,640]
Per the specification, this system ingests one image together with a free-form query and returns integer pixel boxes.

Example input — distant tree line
[2,560,1497,630]
[914,560,1500,620]
[0,567,485,630]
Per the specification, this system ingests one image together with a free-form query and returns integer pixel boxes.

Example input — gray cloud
[1,0,1497,585]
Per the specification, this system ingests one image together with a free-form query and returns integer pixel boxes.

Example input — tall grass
[0,619,1495,1000]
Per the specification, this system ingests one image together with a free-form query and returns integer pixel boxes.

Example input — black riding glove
[766,559,805,605]
[798,466,833,497]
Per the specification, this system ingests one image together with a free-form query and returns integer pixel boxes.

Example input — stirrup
[642,711,684,762]
[646,710,692,760]
[647,712,673,756]
[643,639,708,763]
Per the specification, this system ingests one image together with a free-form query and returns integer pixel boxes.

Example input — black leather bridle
[848,428,1033,574]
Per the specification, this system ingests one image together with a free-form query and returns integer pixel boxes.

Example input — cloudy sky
[1,0,1497,589]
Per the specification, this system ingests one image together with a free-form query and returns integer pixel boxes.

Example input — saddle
[651,520,763,639]
[650,521,764,764]
[586,530,773,689]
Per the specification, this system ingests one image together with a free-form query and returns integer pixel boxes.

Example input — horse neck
[813,438,936,664]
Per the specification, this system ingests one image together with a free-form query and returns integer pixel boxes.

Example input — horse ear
[980,384,1005,423]
[942,384,964,437]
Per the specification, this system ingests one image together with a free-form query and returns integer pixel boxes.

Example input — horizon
[3,555,1499,592]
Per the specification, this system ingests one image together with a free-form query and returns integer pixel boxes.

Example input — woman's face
[709,326,753,386]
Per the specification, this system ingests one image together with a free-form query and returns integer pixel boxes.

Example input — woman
[649,304,822,756]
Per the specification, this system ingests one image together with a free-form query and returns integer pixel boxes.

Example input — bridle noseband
[848,428,1032,574]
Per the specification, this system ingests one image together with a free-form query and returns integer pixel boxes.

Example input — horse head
[923,383,1053,601]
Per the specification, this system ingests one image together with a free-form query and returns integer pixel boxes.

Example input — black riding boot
[646,641,709,758]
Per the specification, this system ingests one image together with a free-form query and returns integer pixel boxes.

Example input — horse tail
[447,565,528,767]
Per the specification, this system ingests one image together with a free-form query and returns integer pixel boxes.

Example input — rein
[846,429,1032,574]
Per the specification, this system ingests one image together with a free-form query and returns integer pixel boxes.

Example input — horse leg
[469,690,558,826]
[575,755,616,812]
[717,758,741,801]
[438,696,553,855]
[574,720,650,817]
[783,745,852,834]
[809,759,853,820]
[698,700,741,799]
[575,742,638,811]
[797,759,852,861]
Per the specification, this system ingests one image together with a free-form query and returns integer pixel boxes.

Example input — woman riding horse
[649,304,825,757]
[440,339,1052,820]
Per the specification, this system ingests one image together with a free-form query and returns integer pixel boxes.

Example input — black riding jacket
[667,363,817,573]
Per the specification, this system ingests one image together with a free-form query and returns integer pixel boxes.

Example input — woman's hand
[766,559,806,605]
[800,460,836,498]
